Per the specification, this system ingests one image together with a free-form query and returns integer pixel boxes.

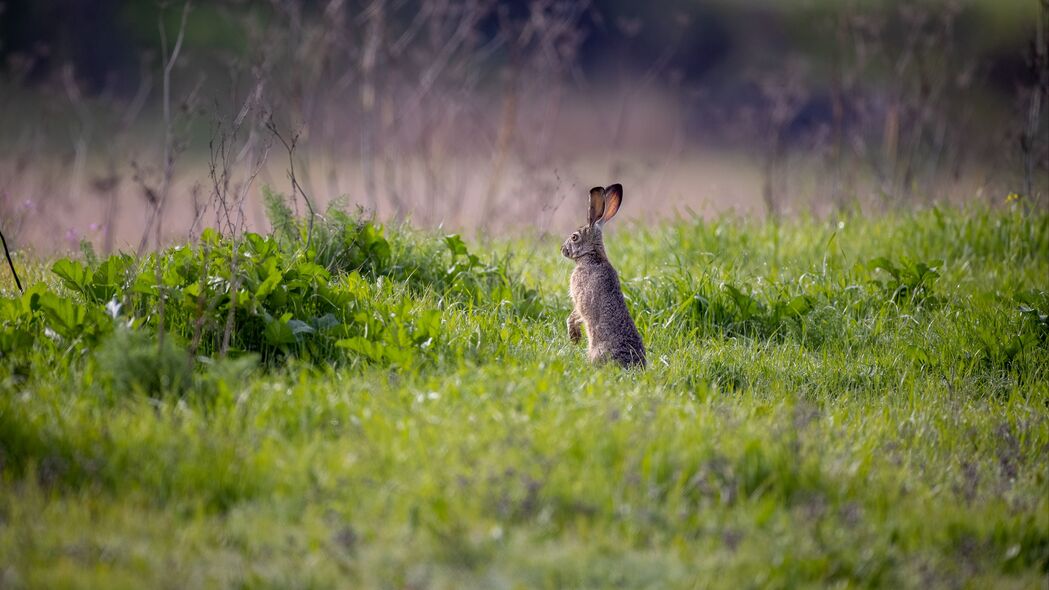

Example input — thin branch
[266,118,317,251]
[0,228,23,294]
[151,0,191,352]
[137,0,192,256]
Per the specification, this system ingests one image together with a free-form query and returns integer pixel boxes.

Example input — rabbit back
[570,261,646,367]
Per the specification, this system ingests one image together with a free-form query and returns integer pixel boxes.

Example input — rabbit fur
[561,184,646,368]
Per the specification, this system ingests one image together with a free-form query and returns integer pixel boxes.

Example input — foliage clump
[1,192,542,379]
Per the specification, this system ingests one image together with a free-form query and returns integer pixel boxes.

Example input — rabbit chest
[570,262,624,325]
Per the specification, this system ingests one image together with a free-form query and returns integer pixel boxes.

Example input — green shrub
[3,193,542,373]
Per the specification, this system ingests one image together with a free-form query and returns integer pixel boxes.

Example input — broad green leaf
[255,271,284,301]
[444,234,468,257]
[51,259,90,295]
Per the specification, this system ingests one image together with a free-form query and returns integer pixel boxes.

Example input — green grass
[0,202,1047,589]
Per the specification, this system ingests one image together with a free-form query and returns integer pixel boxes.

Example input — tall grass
[0,203,1046,588]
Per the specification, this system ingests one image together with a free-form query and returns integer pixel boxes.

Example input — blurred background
[1,0,1046,253]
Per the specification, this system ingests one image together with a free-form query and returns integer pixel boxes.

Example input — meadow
[0,197,1046,589]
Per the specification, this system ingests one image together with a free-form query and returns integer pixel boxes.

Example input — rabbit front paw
[567,313,582,344]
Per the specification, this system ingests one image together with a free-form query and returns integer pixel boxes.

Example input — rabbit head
[561,184,623,261]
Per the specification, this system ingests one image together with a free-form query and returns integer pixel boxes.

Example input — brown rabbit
[561,184,646,368]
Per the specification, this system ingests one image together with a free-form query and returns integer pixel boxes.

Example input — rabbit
[561,184,646,368]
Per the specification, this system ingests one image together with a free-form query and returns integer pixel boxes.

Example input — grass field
[0,199,1047,589]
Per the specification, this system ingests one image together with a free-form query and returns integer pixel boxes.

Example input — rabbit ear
[601,184,623,224]
[588,186,606,227]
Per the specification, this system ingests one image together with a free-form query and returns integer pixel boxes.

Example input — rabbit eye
[571,233,580,242]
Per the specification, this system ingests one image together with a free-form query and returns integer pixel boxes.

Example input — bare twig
[200,78,268,239]
[266,118,317,250]
[0,228,23,294]
[137,0,192,256]
[148,0,191,354]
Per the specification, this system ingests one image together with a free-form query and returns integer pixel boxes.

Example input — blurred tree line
[0,0,1045,230]
[2,0,1038,105]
